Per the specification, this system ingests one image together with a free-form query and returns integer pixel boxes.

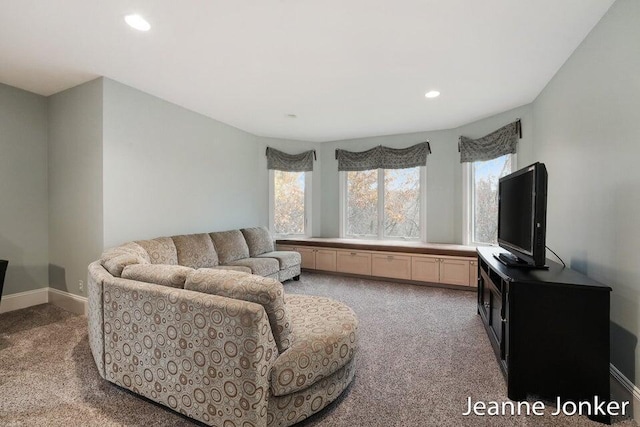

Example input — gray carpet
[0,272,635,426]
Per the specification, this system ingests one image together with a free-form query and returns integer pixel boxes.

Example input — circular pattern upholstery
[102,277,278,426]
[270,294,358,396]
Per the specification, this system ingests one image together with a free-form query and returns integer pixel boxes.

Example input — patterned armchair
[88,232,358,427]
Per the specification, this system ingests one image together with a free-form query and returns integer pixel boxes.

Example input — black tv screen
[497,162,547,267]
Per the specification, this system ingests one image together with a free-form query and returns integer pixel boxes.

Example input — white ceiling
[0,0,614,142]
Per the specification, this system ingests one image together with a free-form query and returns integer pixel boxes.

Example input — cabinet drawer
[276,245,295,251]
[315,249,337,272]
[411,256,439,282]
[440,258,471,286]
[336,251,371,275]
[296,247,316,270]
[371,253,411,280]
[469,260,479,288]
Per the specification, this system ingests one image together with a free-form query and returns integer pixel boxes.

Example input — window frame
[269,169,312,238]
[462,153,516,246]
[339,167,427,242]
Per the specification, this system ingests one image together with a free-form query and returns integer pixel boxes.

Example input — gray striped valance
[336,141,431,171]
[459,120,521,163]
[266,147,316,172]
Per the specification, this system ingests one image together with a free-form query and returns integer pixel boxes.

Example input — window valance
[335,141,431,171]
[458,120,521,163]
[266,147,316,172]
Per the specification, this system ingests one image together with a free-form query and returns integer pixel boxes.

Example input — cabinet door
[440,258,471,286]
[336,251,371,275]
[371,253,411,280]
[469,260,479,288]
[296,247,316,270]
[315,249,337,272]
[411,256,440,283]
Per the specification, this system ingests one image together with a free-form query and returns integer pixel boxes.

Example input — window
[270,170,311,236]
[463,154,515,245]
[341,167,425,240]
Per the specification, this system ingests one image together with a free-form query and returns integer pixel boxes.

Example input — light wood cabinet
[297,247,317,270]
[371,253,411,280]
[276,245,336,271]
[469,260,478,288]
[440,258,471,286]
[411,255,475,286]
[315,249,337,271]
[336,251,371,275]
[411,256,440,282]
[277,239,477,290]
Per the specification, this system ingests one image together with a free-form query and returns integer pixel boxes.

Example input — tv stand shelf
[477,246,612,424]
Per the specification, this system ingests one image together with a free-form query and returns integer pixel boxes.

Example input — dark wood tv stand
[477,246,612,424]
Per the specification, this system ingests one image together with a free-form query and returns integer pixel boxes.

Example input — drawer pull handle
[350,252,356,256]
[387,256,394,260]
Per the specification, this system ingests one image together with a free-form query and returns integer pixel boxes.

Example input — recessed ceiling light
[425,90,440,99]
[124,14,151,31]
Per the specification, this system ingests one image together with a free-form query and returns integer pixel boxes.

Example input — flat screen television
[496,162,548,268]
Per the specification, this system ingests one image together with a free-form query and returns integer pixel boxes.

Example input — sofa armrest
[101,276,278,426]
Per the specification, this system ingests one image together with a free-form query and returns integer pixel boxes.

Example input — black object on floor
[0,259,7,303]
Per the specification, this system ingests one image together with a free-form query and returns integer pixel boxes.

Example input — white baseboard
[0,288,49,313]
[610,363,640,422]
[0,287,87,315]
[48,287,88,315]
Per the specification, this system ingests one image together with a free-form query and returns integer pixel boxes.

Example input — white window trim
[339,167,427,242]
[269,170,312,238]
[462,154,516,246]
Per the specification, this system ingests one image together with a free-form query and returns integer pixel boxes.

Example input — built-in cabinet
[371,253,411,280]
[279,245,337,271]
[277,241,477,288]
[336,250,372,275]
[411,255,477,287]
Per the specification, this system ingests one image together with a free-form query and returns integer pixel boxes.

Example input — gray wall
[532,0,640,384]
[0,83,49,297]
[102,79,320,248]
[319,103,532,243]
[48,78,103,297]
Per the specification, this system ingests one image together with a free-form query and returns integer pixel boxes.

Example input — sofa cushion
[172,233,219,268]
[135,237,178,265]
[270,294,358,397]
[121,264,194,288]
[226,258,280,277]
[100,242,151,276]
[241,227,275,257]
[208,265,252,274]
[210,230,250,264]
[256,251,301,269]
[185,269,293,352]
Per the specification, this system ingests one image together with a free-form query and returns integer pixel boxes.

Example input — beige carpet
[0,272,635,426]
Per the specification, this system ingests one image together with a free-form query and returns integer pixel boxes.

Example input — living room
[1,0,639,425]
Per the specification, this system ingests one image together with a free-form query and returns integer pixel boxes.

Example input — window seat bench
[276,238,478,289]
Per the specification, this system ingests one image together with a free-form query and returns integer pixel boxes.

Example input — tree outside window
[471,155,513,244]
[273,170,305,235]
[345,167,422,240]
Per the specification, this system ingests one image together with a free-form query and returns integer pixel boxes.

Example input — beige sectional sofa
[100,227,301,283]
[87,227,359,427]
